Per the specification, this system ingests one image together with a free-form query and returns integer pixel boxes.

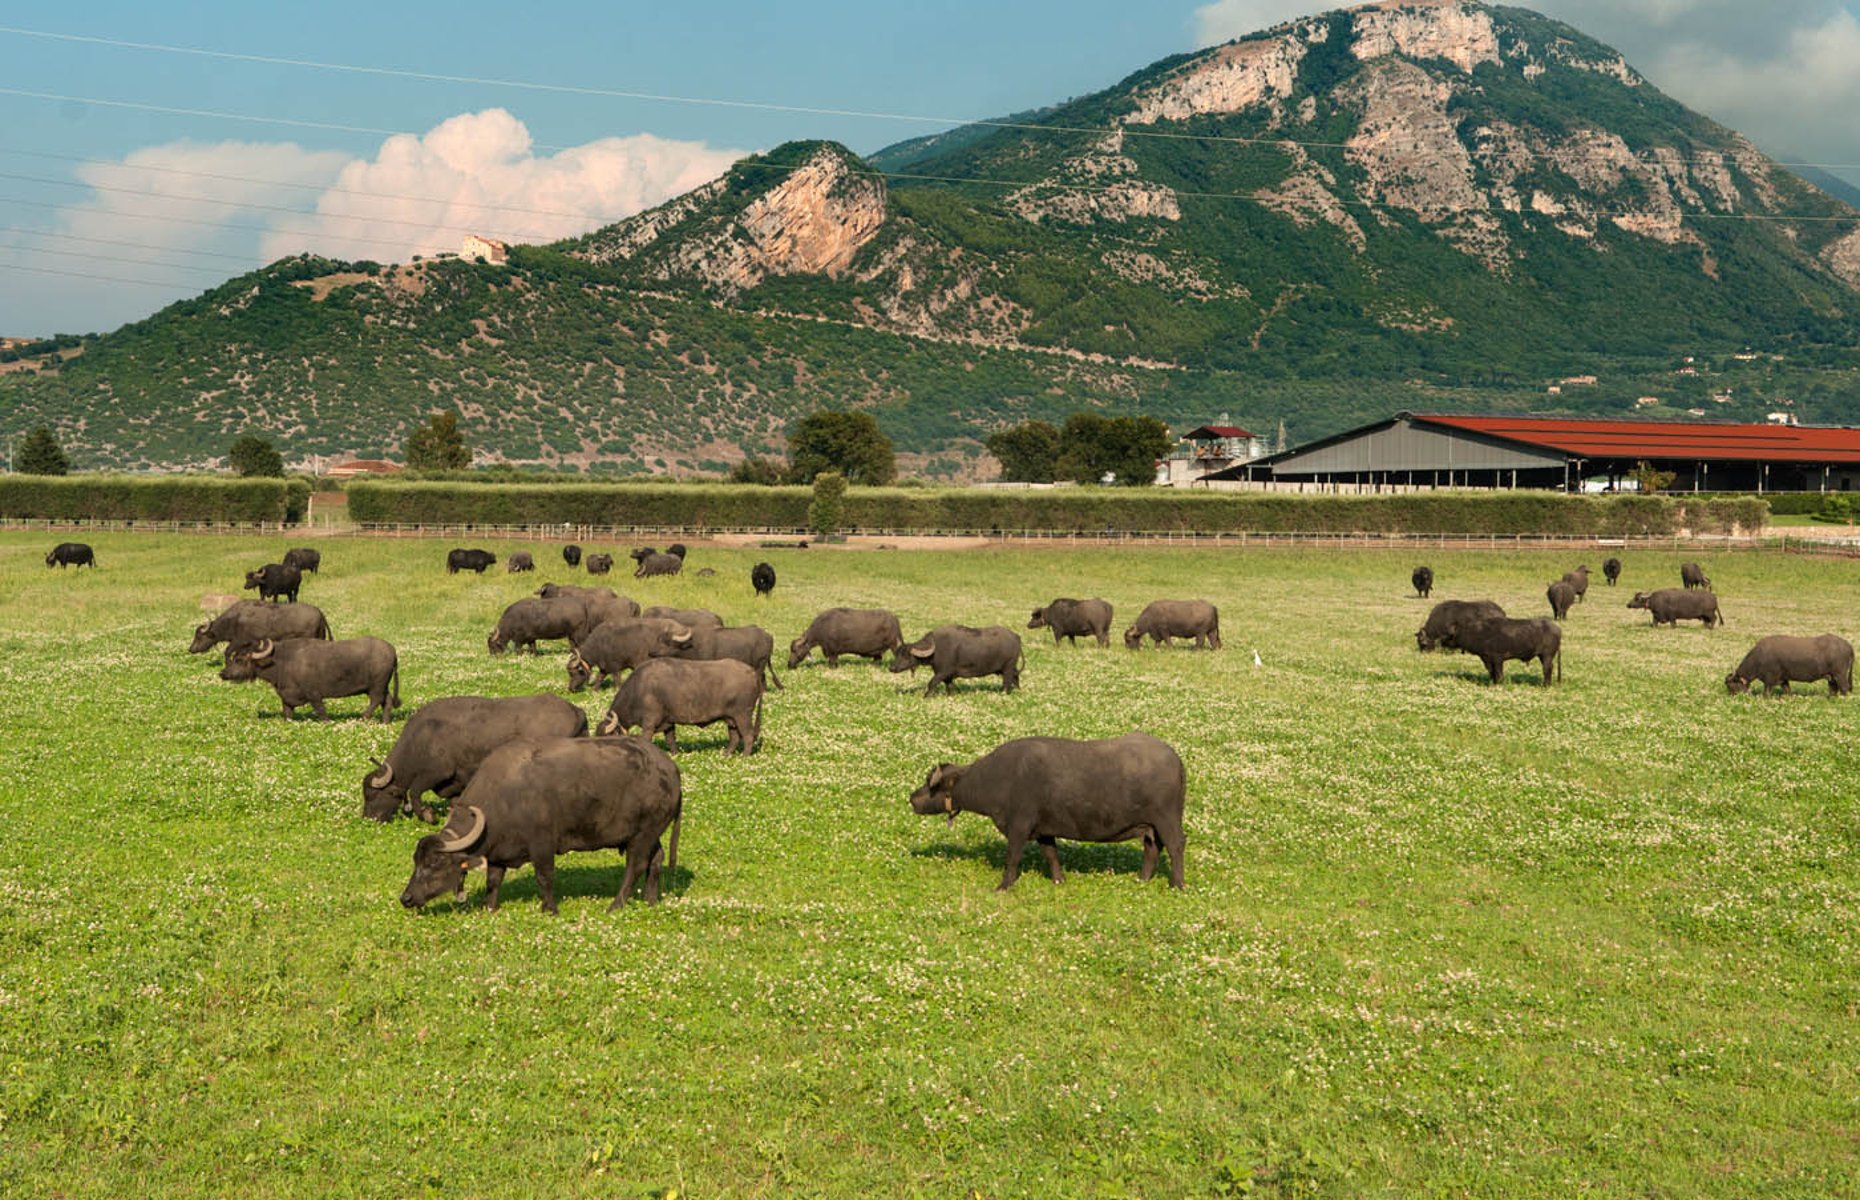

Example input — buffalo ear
[461,855,487,872]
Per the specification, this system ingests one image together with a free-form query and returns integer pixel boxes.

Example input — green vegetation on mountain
[4,1,1858,474]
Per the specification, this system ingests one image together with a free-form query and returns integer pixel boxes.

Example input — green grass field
[1,533,1856,1197]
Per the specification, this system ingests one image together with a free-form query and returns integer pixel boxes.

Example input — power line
[0,192,478,255]
[1,241,227,275]
[10,225,269,262]
[2,261,206,288]
[4,23,1860,174]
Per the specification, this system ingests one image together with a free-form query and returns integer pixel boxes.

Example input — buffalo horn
[596,711,621,737]
[910,641,936,659]
[567,651,586,672]
[437,805,485,853]
[367,759,393,788]
[252,637,275,662]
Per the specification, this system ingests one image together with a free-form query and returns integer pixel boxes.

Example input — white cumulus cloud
[1193,0,1328,46]
[258,109,743,263]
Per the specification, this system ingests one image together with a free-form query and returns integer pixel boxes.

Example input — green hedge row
[0,476,310,523]
[347,482,1770,536]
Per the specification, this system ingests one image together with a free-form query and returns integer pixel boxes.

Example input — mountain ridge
[5,0,1857,473]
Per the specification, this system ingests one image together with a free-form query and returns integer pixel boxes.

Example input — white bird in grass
[1252,649,1262,667]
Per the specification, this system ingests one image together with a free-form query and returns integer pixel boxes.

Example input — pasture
[1,532,1856,1197]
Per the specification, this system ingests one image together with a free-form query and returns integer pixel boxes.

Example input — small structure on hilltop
[461,235,509,265]
[324,459,405,481]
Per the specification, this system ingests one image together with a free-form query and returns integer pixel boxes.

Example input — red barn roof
[1418,415,1860,464]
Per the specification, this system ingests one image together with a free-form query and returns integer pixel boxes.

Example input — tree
[808,471,847,537]
[1631,459,1677,494]
[1055,413,1171,486]
[13,426,69,475]
[729,455,787,486]
[985,420,1061,483]
[785,410,895,486]
[404,410,471,471]
[228,434,284,478]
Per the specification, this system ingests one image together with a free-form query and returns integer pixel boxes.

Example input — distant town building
[461,235,509,265]
[1156,420,1267,486]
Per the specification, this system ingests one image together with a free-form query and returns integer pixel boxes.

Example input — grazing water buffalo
[752,562,776,597]
[221,636,399,722]
[909,732,1186,890]
[1603,557,1622,586]
[505,551,535,573]
[363,694,589,822]
[45,542,95,568]
[535,583,640,632]
[1547,580,1578,621]
[1629,588,1722,628]
[1123,600,1221,650]
[400,735,682,913]
[598,658,763,754]
[1681,561,1710,590]
[1028,598,1112,647]
[488,596,585,654]
[567,618,692,691]
[191,600,332,656]
[1412,566,1434,599]
[447,548,497,575]
[243,562,302,604]
[1415,599,1506,652]
[1726,635,1854,696]
[789,608,904,668]
[1449,616,1562,686]
[642,605,723,630]
[562,544,582,567]
[676,624,781,691]
[633,549,684,578]
[1560,565,1591,604]
[585,553,614,576]
[282,547,320,574]
[890,625,1024,695]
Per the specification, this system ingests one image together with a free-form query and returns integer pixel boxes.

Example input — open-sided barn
[1215,413,1860,493]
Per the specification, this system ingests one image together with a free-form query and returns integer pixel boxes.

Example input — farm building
[1155,422,1268,485]
[1212,412,1860,493]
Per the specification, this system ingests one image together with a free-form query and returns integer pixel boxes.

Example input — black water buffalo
[1561,565,1590,603]
[45,542,95,568]
[567,618,692,691]
[642,605,722,630]
[281,548,320,575]
[1449,616,1562,686]
[1028,598,1112,647]
[1603,557,1622,586]
[220,636,399,722]
[585,553,614,575]
[1629,588,1722,628]
[191,600,331,656]
[633,549,684,578]
[675,624,781,691]
[534,583,640,633]
[505,551,535,573]
[908,732,1186,890]
[562,544,583,568]
[400,735,682,913]
[752,562,776,597]
[789,608,903,668]
[243,562,302,604]
[667,543,687,560]
[1123,600,1221,650]
[488,596,585,654]
[1681,561,1710,590]
[598,658,762,754]
[363,694,589,822]
[890,625,1024,695]
[1547,580,1577,621]
[447,548,497,574]
[1726,635,1854,696]
[1412,566,1434,599]
[1414,599,1506,652]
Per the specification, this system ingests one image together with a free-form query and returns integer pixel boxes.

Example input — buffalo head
[909,762,967,820]
[401,805,487,909]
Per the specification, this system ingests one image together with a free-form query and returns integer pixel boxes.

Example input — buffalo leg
[533,853,558,914]
[1163,824,1186,889]
[311,699,330,720]
[612,842,647,910]
[1539,656,1554,687]
[1139,833,1159,882]
[1003,665,1019,692]
[925,671,952,698]
[642,840,664,905]
[483,865,506,910]
[826,654,840,667]
[998,828,1030,890]
[660,723,679,754]
[1483,656,1504,684]
[1037,836,1064,884]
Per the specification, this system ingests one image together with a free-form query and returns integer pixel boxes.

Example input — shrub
[0,475,304,523]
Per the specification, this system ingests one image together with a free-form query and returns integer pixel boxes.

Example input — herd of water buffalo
[48,533,1843,914]
[161,540,1202,912]
[1411,555,1854,695]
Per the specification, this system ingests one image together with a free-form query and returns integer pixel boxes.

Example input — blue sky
[2,0,1857,335]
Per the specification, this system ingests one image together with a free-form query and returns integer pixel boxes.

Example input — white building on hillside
[461,235,509,264]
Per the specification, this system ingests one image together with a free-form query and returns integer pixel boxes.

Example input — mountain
[6,0,1859,475]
